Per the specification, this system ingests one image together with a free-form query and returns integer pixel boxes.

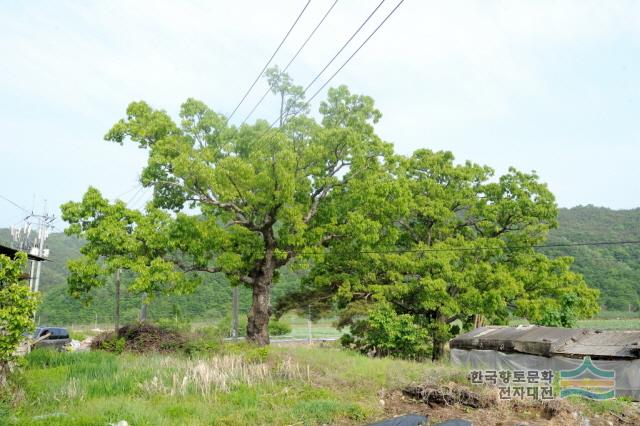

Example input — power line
[168,240,640,260]
[115,183,142,200]
[227,0,312,122]
[352,240,640,255]
[302,0,386,97]
[0,194,30,213]
[305,0,405,106]
[241,0,340,126]
[235,0,403,144]
[126,186,145,207]
[269,0,405,128]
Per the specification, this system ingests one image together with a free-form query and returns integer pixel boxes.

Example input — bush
[95,337,126,354]
[269,319,292,336]
[224,342,270,363]
[0,253,39,383]
[342,303,430,360]
[182,326,224,357]
[536,293,579,328]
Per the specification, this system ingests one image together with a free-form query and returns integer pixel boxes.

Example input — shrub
[537,294,579,328]
[0,253,39,383]
[95,337,126,354]
[269,319,292,336]
[342,303,430,360]
[182,327,223,357]
[223,342,270,363]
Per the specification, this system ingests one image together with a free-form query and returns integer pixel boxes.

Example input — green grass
[6,344,638,425]
[576,318,640,330]
[5,345,437,426]
[508,311,640,330]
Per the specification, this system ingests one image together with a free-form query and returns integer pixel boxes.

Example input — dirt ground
[381,389,640,425]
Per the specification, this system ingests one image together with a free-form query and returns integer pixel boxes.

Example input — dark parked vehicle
[32,327,71,350]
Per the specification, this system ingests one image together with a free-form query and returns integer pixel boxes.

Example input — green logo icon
[559,356,615,400]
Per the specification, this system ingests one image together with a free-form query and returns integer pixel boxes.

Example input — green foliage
[342,303,430,359]
[93,337,126,354]
[0,252,39,369]
[281,149,599,360]
[0,227,305,327]
[268,319,292,336]
[103,68,393,343]
[536,293,579,328]
[156,317,192,333]
[61,188,196,303]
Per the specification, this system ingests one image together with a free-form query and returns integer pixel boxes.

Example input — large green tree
[104,71,391,344]
[279,149,599,360]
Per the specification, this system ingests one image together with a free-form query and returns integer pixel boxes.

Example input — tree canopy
[58,68,600,351]
[278,149,599,359]
[103,71,392,344]
[61,188,198,334]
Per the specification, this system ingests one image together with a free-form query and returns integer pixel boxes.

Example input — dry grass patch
[140,354,307,397]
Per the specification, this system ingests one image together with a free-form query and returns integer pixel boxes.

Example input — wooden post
[307,305,312,344]
[140,293,148,322]
[114,268,121,338]
[232,287,239,340]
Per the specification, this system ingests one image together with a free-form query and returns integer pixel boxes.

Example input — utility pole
[307,305,312,343]
[114,268,121,337]
[10,206,55,293]
[32,215,48,292]
[139,293,148,322]
[232,286,239,340]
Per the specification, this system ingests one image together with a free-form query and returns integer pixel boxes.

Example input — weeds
[140,354,305,397]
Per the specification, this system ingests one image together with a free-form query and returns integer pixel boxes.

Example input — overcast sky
[1,0,639,228]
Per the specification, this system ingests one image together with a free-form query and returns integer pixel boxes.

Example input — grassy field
[4,345,443,426]
[576,318,640,330]
[5,344,639,426]
[507,311,640,331]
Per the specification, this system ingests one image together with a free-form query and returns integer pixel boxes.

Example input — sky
[1,0,639,229]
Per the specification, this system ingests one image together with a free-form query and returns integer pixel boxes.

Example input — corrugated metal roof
[0,243,46,261]
[450,325,640,360]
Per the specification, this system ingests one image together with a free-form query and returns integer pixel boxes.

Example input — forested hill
[0,229,300,325]
[544,206,640,311]
[1,205,639,324]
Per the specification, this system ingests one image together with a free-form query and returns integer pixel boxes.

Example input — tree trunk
[431,314,448,361]
[246,248,276,345]
[114,268,121,338]
[231,287,239,339]
[246,280,271,345]
[432,337,445,361]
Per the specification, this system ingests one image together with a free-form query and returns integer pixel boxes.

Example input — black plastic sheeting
[367,416,475,426]
[367,414,428,426]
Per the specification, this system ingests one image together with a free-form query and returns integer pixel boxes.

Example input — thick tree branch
[240,275,255,285]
